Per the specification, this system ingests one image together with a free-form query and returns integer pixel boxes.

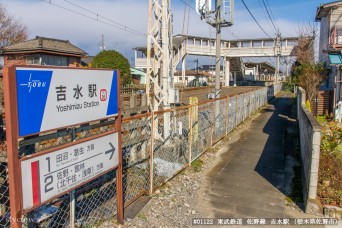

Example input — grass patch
[191,158,203,172]
[137,213,147,220]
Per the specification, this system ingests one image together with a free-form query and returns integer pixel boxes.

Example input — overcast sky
[1,0,334,67]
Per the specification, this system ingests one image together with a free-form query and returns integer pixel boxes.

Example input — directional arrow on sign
[105,143,116,159]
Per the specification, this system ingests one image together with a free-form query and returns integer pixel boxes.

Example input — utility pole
[215,0,222,98]
[197,0,234,98]
[194,59,199,73]
[275,32,281,82]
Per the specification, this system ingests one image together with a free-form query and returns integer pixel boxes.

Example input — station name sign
[16,67,119,136]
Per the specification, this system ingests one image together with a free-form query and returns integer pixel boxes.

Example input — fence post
[248,92,251,117]
[226,96,229,135]
[243,93,246,121]
[210,102,214,147]
[4,67,22,228]
[149,112,155,195]
[235,95,238,127]
[254,90,257,112]
[188,105,193,166]
[70,128,76,228]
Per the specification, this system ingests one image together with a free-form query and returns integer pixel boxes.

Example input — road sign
[16,67,119,136]
[21,133,119,211]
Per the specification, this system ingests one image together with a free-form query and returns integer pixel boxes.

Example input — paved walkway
[194,92,326,227]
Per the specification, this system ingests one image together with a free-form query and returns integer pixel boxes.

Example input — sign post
[4,66,124,226]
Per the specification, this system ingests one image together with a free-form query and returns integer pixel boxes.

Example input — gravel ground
[117,117,256,228]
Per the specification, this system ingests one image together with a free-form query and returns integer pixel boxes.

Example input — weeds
[318,121,342,207]
[191,159,203,172]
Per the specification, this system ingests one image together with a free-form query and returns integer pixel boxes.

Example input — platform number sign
[21,133,119,210]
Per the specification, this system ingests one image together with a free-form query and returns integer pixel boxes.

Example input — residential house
[315,1,342,115]
[1,36,87,68]
[0,36,87,114]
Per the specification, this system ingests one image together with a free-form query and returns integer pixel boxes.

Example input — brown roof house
[0,36,87,115]
[1,36,87,68]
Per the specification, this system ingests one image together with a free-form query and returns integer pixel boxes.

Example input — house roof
[244,61,277,73]
[315,1,342,21]
[1,36,87,56]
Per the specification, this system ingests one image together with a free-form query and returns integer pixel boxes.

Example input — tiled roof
[2,36,87,56]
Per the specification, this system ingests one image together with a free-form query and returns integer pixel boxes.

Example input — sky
[1,0,336,67]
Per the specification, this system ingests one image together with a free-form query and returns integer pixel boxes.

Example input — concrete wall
[297,87,322,214]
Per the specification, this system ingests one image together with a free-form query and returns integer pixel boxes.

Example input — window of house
[26,55,40,65]
[336,27,342,44]
[41,55,68,66]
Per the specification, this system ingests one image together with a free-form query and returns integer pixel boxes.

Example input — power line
[262,0,277,33]
[265,0,278,30]
[240,0,272,38]
[179,0,196,11]
[257,0,276,34]
[63,0,146,37]
[40,0,146,37]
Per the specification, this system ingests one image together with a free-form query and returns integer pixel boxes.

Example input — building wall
[331,8,342,29]
[319,16,330,63]
[4,55,26,67]
[3,54,81,68]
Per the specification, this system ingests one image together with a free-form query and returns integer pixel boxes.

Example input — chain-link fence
[0,159,10,228]
[1,84,282,227]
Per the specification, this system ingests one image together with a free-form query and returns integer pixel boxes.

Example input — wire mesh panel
[152,108,189,188]
[249,92,254,115]
[213,99,227,144]
[26,195,70,227]
[236,94,244,126]
[122,115,151,204]
[243,94,248,120]
[227,97,236,133]
[191,102,212,161]
[17,119,120,227]
[0,159,10,228]
[75,170,117,227]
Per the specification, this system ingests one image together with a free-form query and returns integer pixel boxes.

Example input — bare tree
[292,23,327,107]
[0,3,28,48]
[296,22,317,64]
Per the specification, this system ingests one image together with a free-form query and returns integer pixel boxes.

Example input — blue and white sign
[16,67,119,136]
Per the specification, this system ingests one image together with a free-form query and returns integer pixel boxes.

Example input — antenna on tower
[98,34,105,51]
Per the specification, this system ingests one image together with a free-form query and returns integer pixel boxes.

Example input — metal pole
[3,67,22,228]
[70,128,76,228]
[215,0,222,99]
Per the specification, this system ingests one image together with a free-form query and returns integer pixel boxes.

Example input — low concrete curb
[323,205,342,219]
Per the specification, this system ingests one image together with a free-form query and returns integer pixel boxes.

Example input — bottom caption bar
[192,218,338,226]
